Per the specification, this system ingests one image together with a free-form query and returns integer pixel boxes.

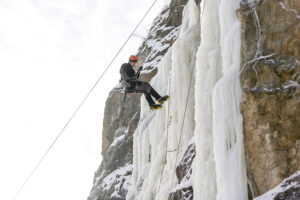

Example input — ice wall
[128,0,248,199]
[193,0,248,200]
[127,0,200,199]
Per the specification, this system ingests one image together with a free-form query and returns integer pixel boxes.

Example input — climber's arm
[136,66,143,79]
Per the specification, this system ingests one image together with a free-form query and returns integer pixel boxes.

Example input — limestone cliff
[239,0,300,198]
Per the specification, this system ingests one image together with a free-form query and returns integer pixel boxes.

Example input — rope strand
[156,0,206,196]
[170,44,198,190]
[12,0,160,199]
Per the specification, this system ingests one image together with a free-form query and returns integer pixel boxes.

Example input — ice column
[193,0,221,199]
[213,0,248,199]
[193,0,248,199]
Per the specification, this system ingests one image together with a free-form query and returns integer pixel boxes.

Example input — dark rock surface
[168,141,195,200]
[88,91,140,200]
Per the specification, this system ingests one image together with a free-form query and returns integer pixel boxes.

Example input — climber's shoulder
[121,63,130,68]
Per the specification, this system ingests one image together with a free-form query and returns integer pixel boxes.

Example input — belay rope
[156,0,206,197]
[170,43,199,189]
[156,43,198,196]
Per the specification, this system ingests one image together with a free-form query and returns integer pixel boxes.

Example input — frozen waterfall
[127,0,248,199]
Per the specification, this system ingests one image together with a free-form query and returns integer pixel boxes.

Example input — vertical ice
[193,0,221,198]
[193,0,248,199]
[127,0,200,199]
[212,0,248,199]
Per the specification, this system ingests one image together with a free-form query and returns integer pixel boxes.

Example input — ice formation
[194,0,248,199]
[127,0,248,199]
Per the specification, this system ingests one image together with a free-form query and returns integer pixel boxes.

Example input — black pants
[128,81,161,105]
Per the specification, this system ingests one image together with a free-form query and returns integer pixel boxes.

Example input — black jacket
[120,63,137,89]
[120,63,137,81]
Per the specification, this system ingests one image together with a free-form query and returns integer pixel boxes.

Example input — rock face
[239,0,300,197]
[87,1,191,199]
[88,90,140,200]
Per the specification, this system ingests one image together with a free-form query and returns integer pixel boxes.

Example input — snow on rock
[110,134,126,149]
[254,171,300,200]
[138,5,182,74]
[98,163,133,199]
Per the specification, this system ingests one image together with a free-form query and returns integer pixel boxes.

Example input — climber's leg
[133,81,162,110]
[144,92,156,105]
[135,81,161,100]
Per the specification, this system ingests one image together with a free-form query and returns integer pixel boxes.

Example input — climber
[120,55,169,110]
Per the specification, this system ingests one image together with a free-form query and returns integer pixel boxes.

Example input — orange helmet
[129,55,138,62]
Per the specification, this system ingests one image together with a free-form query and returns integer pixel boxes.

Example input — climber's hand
[137,66,143,72]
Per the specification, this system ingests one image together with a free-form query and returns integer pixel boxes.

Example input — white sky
[0,0,169,199]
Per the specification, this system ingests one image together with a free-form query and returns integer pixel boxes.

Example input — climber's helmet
[129,55,138,63]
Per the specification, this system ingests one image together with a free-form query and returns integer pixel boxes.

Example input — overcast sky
[0,0,168,199]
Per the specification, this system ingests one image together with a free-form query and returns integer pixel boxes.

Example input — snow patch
[110,134,126,148]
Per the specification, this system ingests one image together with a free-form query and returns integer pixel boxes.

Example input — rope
[12,0,161,199]
[156,0,206,197]
[157,50,173,195]
[170,44,198,189]
[156,0,187,193]
[169,0,206,192]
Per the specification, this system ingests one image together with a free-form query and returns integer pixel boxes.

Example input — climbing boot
[149,104,162,111]
[158,95,169,105]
